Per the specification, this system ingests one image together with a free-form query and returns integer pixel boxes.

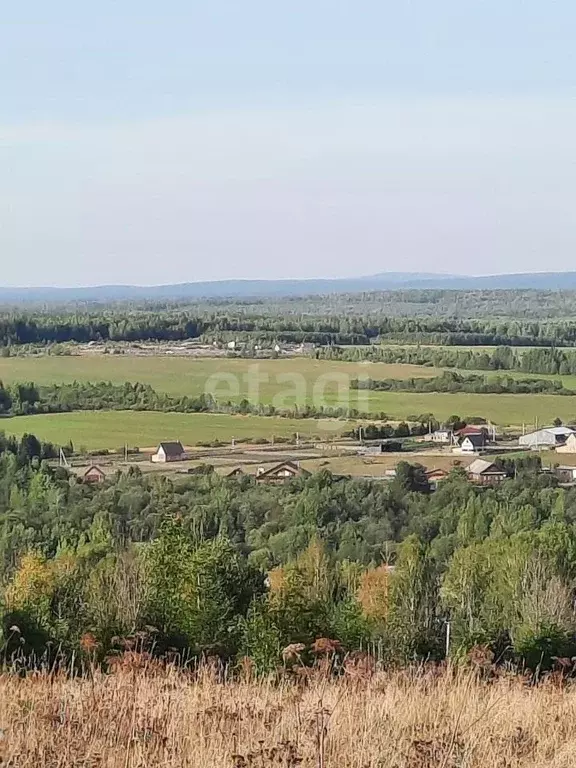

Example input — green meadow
[0,355,439,399]
[1,411,348,452]
[0,354,575,431]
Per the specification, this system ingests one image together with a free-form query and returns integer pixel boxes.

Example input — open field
[361,391,576,426]
[1,411,350,451]
[0,355,442,399]
[3,354,576,427]
[2,666,576,767]
[3,391,576,436]
[300,452,472,476]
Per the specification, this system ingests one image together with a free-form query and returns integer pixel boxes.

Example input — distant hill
[3,271,576,303]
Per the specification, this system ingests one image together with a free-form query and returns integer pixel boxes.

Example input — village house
[151,441,187,463]
[455,432,486,454]
[554,465,576,484]
[427,429,454,444]
[225,467,245,478]
[82,465,107,484]
[457,424,488,438]
[466,459,507,486]
[255,460,311,484]
[425,468,450,490]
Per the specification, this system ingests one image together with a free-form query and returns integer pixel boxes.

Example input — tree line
[1,441,576,672]
[6,299,576,347]
[352,370,576,396]
[0,380,392,424]
[318,344,576,374]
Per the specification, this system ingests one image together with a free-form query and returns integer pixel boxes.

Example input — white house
[454,433,486,454]
[151,441,187,463]
[428,429,454,444]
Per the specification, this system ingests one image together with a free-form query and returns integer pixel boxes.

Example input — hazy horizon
[2,1,575,287]
[5,267,576,291]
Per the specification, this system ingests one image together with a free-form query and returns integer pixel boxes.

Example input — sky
[1,0,575,286]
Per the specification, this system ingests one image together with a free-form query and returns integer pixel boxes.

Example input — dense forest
[6,289,576,347]
[318,344,576,374]
[353,371,576,396]
[1,438,576,673]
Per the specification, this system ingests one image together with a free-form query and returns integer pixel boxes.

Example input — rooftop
[467,459,503,475]
[157,441,185,456]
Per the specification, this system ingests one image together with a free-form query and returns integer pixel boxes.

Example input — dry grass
[1,665,576,767]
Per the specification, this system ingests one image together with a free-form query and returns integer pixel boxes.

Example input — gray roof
[158,441,185,456]
[467,459,504,475]
[257,460,311,479]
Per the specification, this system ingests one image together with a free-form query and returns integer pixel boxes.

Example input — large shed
[518,427,576,450]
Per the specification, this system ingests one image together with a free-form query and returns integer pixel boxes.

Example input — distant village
[78,421,576,491]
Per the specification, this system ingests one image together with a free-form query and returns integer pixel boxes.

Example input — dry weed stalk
[0,664,573,766]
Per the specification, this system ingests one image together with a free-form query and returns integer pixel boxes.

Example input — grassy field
[0,355,441,399]
[361,391,576,426]
[3,354,576,427]
[2,665,576,767]
[1,411,349,451]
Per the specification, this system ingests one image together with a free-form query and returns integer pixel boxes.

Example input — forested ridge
[6,289,576,347]
[1,438,576,672]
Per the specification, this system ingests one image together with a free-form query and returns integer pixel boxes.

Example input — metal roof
[157,441,185,456]
[467,459,503,475]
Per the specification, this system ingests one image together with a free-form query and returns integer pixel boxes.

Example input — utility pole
[445,620,451,659]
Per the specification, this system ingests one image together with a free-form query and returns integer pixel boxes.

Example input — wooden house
[255,460,311,484]
[83,465,107,484]
[225,467,245,478]
[466,459,507,486]
[425,468,450,490]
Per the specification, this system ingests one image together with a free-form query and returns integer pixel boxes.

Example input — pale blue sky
[1,1,575,285]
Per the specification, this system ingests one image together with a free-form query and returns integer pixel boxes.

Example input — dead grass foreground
[0,664,575,767]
